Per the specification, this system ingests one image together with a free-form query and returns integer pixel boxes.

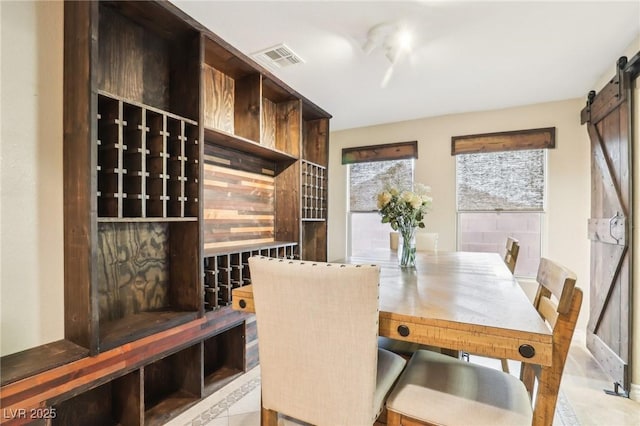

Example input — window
[456,149,545,276]
[343,142,417,257]
[349,159,414,256]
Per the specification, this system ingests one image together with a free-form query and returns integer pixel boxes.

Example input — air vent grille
[252,44,304,68]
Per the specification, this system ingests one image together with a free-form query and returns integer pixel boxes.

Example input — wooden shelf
[97,217,197,223]
[204,126,296,163]
[0,340,88,386]
[145,389,199,426]
[203,241,298,257]
[99,310,199,352]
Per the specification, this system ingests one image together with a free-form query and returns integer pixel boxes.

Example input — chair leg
[386,409,402,426]
[261,406,278,426]
[520,363,536,397]
[500,358,510,373]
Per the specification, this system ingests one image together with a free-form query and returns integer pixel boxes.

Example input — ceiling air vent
[252,43,304,68]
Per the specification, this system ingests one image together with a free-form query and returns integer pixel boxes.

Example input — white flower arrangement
[377,183,433,232]
[377,183,433,267]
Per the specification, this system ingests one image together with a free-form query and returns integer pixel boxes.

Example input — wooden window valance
[342,141,417,164]
[451,127,555,155]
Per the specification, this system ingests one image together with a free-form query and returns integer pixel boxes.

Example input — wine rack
[301,160,327,221]
[204,242,298,311]
[97,92,199,219]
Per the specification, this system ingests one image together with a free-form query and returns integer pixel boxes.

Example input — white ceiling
[171,1,640,131]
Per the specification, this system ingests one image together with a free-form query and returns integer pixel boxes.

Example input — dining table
[232,250,553,367]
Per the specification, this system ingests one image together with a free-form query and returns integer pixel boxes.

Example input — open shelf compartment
[96,221,201,351]
[203,323,246,396]
[143,344,201,425]
[52,369,142,426]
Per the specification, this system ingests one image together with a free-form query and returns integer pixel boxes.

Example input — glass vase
[398,228,417,268]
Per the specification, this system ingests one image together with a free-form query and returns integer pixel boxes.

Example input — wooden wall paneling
[98,5,144,103]
[202,162,275,250]
[169,221,202,312]
[168,33,201,121]
[64,0,98,352]
[261,97,277,149]
[302,221,328,262]
[234,74,262,142]
[203,64,234,133]
[97,222,170,322]
[276,99,302,157]
[303,118,329,167]
[274,161,301,245]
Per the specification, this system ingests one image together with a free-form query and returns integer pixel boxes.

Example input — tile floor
[169,332,640,426]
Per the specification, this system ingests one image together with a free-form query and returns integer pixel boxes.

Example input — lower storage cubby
[143,344,201,425]
[52,370,142,426]
[203,323,245,396]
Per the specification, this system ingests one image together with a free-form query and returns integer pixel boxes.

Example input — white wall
[0,0,64,356]
[328,98,592,330]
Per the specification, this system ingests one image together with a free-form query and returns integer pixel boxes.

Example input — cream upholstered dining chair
[248,256,406,426]
[385,257,582,426]
[504,236,520,274]
[415,232,439,252]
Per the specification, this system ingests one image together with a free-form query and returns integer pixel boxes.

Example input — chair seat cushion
[374,348,407,417]
[378,336,441,357]
[386,349,533,426]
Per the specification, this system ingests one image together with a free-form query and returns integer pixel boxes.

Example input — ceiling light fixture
[362,22,414,88]
[363,22,412,65]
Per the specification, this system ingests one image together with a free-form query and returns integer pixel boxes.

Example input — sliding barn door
[581,56,634,394]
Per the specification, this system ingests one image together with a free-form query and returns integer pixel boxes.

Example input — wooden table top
[233,250,553,366]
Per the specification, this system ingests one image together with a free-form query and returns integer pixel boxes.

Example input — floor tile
[228,411,260,426]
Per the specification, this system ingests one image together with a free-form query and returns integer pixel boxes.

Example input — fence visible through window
[456,149,545,277]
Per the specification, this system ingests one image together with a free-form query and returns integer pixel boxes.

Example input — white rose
[377,191,392,209]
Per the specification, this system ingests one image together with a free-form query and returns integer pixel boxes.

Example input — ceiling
[171,1,640,131]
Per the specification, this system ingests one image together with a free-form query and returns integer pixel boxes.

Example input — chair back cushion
[415,232,438,251]
[249,257,381,425]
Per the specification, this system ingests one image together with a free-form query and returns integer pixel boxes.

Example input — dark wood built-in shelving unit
[0,1,330,424]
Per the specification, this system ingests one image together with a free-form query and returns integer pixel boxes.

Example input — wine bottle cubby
[204,242,298,311]
[97,92,199,220]
[301,160,327,221]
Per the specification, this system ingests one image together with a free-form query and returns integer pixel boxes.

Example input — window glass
[456,149,545,277]
[349,159,413,256]
[456,149,544,211]
[349,159,413,212]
